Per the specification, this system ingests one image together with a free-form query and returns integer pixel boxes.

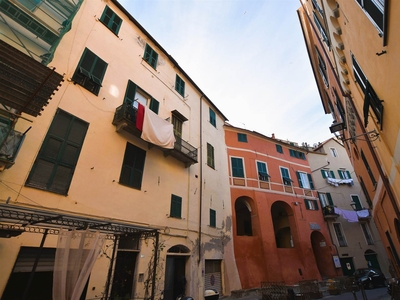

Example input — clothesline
[334,207,369,222]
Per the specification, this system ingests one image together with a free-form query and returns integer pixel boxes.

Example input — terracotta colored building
[224,124,338,288]
[298,0,400,276]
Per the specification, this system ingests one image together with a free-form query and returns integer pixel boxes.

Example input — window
[100,6,122,35]
[257,161,270,181]
[231,157,244,178]
[25,109,88,195]
[72,48,108,95]
[315,46,329,87]
[305,199,319,210]
[319,192,334,207]
[119,143,146,189]
[210,209,216,228]
[207,143,215,169]
[334,89,346,127]
[312,0,324,16]
[175,75,185,97]
[17,0,41,11]
[352,53,384,129]
[296,171,314,189]
[333,223,348,247]
[276,144,283,153]
[359,176,373,208]
[313,12,330,47]
[170,194,182,218]
[143,44,158,69]
[289,149,306,160]
[237,133,247,142]
[360,223,374,245]
[280,167,292,186]
[330,147,338,157]
[172,115,182,138]
[351,195,363,210]
[209,108,216,127]
[321,169,335,179]
[338,169,352,179]
[355,0,384,33]
[123,80,159,114]
[361,150,377,186]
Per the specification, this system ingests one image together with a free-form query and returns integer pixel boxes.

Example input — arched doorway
[271,202,294,248]
[310,231,330,278]
[364,249,381,271]
[235,197,253,236]
[164,245,190,300]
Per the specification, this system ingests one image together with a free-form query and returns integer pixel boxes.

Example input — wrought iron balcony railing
[113,103,198,167]
[0,122,25,170]
[323,205,339,219]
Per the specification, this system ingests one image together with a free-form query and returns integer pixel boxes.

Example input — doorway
[164,256,187,300]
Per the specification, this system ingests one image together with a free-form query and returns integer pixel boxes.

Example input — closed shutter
[13,247,55,272]
[307,174,314,189]
[205,260,222,294]
[327,193,334,205]
[124,80,137,105]
[150,98,159,114]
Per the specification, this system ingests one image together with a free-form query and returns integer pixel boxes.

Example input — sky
[118,0,335,147]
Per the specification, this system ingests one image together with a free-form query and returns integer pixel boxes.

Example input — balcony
[112,104,198,167]
[356,209,372,221]
[0,119,26,171]
[323,206,339,220]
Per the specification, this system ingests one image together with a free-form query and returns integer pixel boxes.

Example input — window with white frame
[360,222,374,245]
[338,169,352,179]
[257,161,270,182]
[333,223,348,247]
[296,171,314,189]
[280,167,292,186]
[355,0,385,33]
[321,169,335,179]
[330,147,338,157]
[318,193,328,207]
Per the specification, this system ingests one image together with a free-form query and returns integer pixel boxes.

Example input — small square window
[237,133,247,142]
[330,147,338,157]
[175,75,185,97]
[100,6,122,35]
[276,144,283,153]
[143,44,158,69]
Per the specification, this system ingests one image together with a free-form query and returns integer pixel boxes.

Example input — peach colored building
[224,124,338,288]
[0,1,240,299]
[298,0,400,277]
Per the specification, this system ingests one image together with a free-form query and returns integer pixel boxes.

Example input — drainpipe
[198,96,204,265]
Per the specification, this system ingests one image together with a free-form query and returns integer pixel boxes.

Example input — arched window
[235,198,252,236]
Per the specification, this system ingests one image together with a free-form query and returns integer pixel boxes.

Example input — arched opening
[235,197,253,236]
[364,249,381,271]
[271,202,293,248]
[311,231,331,278]
[164,245,190,300]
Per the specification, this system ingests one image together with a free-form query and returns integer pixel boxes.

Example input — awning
[0,203,157,239]
[0,40,64,117]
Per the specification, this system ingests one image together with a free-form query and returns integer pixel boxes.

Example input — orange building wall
[225,126,339,287]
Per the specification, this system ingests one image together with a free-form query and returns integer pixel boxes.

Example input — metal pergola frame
[0,203,160,300]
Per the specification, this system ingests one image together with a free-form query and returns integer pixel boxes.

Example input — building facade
[298,0,400,277]
[0,0,241,299]
[309,138,389,278]
[224,124,338,288]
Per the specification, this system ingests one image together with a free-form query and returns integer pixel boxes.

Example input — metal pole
[22,229,48,300]
[104,235,119,299]
[151,232,160,300]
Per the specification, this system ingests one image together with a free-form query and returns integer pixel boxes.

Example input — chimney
[272,133,275,139]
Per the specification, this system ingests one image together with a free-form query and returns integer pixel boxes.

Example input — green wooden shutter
[207,143,214,168]
[307,173,314,189]
[276,144,283,153]
[25,110,89,195]
[346,171,352,178]
[170,194,182,218]
[321,170,327,178]
[351,195,362,210]
[231,158,244,178]
[304,200,310,209]
[209,108,216,127]
[100,6,122,35]
[314,200,319,210]
[296,171,303,188]
[338,170,344,179]
[124,80,137,105]
[330,170,336,178]
[149,98,159,114]
[326,193,334,205]
[210,209,216,227]
[119,143,146,189]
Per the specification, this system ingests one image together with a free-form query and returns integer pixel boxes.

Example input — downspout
[198,96,204,265]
